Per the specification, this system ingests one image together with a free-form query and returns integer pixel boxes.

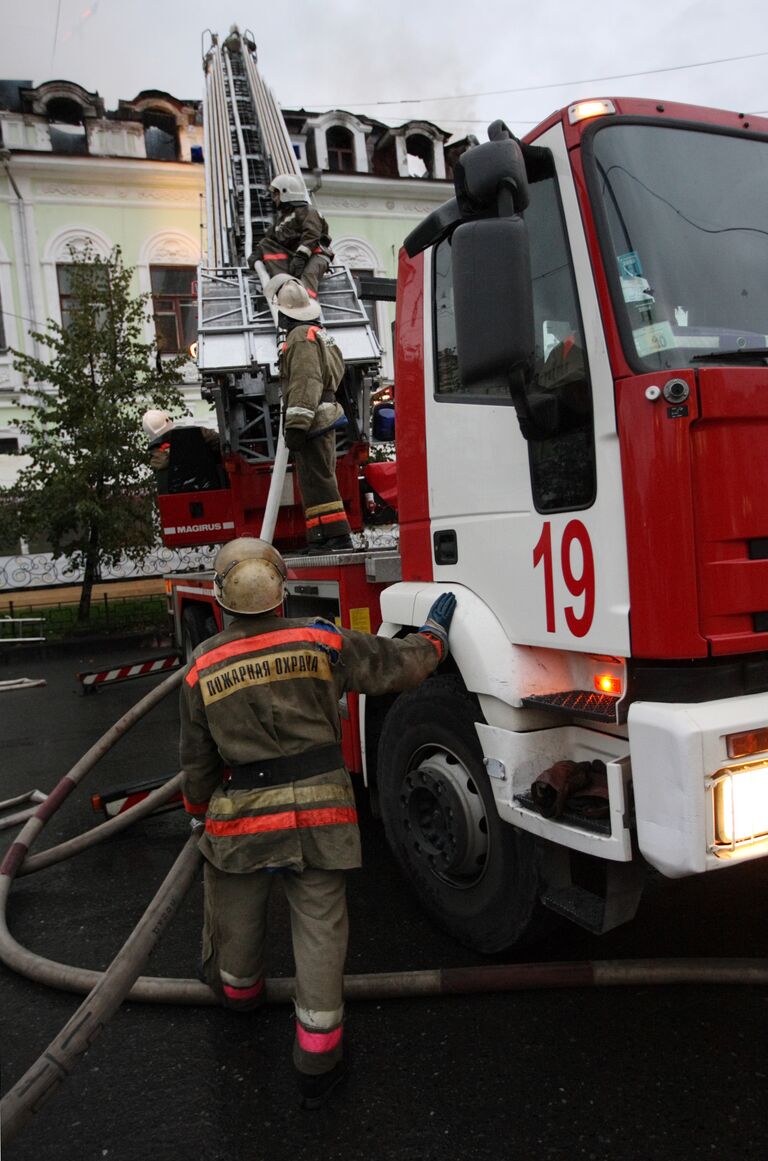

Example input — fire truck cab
[357,98,768,950]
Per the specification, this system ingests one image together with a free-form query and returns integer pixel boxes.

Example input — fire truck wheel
[377,675,547,953]
[182,606,218,662]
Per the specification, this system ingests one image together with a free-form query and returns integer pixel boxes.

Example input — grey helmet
[269,173,309,205]
[213,537,288,615]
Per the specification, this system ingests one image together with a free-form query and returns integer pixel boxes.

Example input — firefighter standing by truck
[248,174,334,294]
[179,536,457,1108]
[267,274,354,554]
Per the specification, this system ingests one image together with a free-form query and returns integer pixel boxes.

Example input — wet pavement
[1,642,767,1161]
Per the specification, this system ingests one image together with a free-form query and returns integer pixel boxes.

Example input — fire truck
[161,32,768,952]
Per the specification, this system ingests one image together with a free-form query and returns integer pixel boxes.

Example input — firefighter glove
[289,253,308,278]
[425,592,456,633]
[284,427,307,452]
[419,592,457,656]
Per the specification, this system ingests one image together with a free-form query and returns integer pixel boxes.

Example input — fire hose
[2,669,768,1146]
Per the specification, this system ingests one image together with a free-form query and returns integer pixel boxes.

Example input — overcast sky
[1,0,767,140]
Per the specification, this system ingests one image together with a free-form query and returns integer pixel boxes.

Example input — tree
[0,245,186,622]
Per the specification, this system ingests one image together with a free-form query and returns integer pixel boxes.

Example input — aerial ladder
[157,27,383,550]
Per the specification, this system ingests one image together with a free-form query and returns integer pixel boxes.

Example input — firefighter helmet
[142,409,174,439]
[269,173,309,205]
[264,275,321,322]
[213,538,288,615]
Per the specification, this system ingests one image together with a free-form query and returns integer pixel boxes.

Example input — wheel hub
[400,749,489,884]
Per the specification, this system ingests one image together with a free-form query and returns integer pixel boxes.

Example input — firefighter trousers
[202,862,348,1075]
[257,253,330,295]
[295,430,351,546]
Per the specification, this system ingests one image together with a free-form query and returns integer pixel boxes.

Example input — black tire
[182,605,218,663]
[377,674,547,953]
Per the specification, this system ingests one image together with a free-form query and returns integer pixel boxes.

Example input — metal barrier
[0,616,45,644]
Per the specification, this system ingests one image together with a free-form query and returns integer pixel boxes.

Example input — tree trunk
[78,524,100,623]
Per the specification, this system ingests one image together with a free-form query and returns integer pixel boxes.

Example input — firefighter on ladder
[248,174,334,296]
[180,536,457,1108]
[267,273,354,554]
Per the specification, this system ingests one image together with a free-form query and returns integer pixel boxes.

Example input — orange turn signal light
[726,727,768,760]
[595,673,622,696]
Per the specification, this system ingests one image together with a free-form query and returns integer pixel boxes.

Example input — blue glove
[425,593,456,632]
[419,592,457,657]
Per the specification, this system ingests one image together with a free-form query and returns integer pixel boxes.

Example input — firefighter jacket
[281,324,345,438]
[180,613,445,874]
[148,426,220,473]
[269,204,333,261]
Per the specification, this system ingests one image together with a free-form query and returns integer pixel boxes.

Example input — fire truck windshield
[587,122,768,371]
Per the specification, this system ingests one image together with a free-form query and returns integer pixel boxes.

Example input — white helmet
[213,537,288,615]
[263,274,321,322]
[269,173,309,205]
[142,409,174,439]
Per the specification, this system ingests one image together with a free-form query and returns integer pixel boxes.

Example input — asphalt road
[1,642,767,1161]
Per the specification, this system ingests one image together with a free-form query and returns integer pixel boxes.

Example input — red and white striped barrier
[77,652,181,693]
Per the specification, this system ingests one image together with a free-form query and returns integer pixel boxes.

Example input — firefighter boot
[296,1058,349,1110]
[303,535,354,556]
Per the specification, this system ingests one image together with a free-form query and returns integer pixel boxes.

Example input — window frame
[326,125,355,173]
[150,265,197,355]
[430,169,597,514]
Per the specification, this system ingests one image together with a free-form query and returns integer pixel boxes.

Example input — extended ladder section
[199,28,380,463]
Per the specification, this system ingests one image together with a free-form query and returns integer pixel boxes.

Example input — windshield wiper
[691,348,768,364]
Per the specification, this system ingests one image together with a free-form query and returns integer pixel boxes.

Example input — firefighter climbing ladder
[198,28,381,464]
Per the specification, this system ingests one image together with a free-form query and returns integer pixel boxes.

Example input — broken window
[405,134,434,178]
[143,110,179,161]
[151,266,197,354]
[47,97,88,155]
[327,126,355,173]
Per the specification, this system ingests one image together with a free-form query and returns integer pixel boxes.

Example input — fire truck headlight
[712,762,768,850]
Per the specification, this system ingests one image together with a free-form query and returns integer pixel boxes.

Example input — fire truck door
[424,123,630,658]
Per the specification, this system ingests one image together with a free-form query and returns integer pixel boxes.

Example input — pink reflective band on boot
[296,1021,343,1054]
[222,980,264,1002]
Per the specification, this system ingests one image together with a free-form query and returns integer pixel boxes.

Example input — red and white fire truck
[161,34,768,952]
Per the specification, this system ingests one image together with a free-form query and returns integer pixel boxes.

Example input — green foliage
[0,245,186,619]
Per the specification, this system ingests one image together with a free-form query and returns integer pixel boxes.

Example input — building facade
[0,77,468,457]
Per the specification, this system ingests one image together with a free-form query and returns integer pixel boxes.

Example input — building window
[142,110,179,161]
[47,97,88,155]
[406,134,434,178]
[0,436,18,453]
[327,126,355,173]
[57,262,111,331]
[150,266,196,354]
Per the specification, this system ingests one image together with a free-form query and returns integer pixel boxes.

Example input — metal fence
[1,593,168,641]
[0,544,217,591]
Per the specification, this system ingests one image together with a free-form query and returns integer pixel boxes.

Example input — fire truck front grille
[521,690,619,722]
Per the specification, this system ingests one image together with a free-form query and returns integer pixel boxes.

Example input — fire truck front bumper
[628,693,768,877]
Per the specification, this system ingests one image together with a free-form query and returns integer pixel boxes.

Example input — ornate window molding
[41,226,114,327]
[305,111,371,174]
[395,121,447,180]
[332,236,392,378]
[137,231,200,372]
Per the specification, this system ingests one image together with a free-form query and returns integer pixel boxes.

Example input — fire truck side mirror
[453,138,530,217]
[451,217,534,396]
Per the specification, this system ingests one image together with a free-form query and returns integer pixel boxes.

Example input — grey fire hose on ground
[2,667,768,1146]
